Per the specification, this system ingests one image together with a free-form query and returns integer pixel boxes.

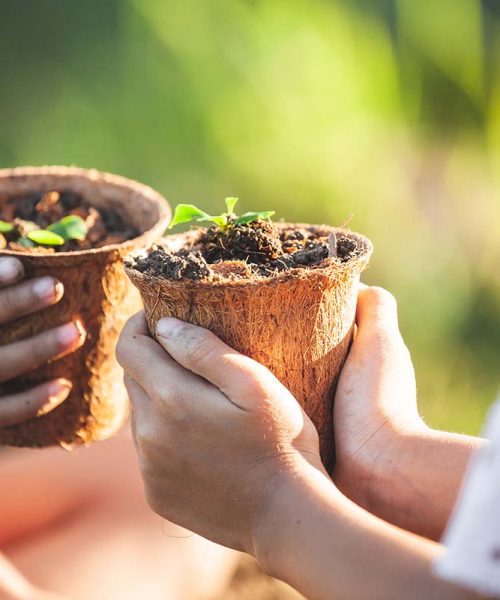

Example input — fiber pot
[0,166,170,448]
[125,224,372,472]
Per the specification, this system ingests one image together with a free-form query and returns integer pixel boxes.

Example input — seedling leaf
[27,230,65,246]
[225,197,238,214]
[197,214,228,227]
[17,237,36,248]
[48,215,88,241]
[168,199,276,230]
[0,220,14,233]
[169,204,212,229]
[234,211,275,225]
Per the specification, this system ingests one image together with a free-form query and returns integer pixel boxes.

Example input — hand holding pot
[333,284,482,540]
[0,257,84,427]
[117,311,325,553]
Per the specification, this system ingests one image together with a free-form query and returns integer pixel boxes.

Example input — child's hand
[116,312,324,554]
[333,284,425,498]
[0,257,84,427]
[333,284,481,540]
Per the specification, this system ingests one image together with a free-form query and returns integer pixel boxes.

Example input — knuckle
[235,370,264,399]
[134,418,152,446]
[154,386,175,408]
[0,257,24,283]
[182,328,216,367]
[1,284,20,314]
[30,331,59,365]
[115,335,128,368]
[134,418,162,453]
[231,357,274,396]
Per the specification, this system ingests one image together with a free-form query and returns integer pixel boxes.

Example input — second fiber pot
[126,224,372,472]
[0,166,170,448]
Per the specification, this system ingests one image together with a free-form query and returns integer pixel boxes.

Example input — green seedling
[0,220,14,233]
[16,237,36,248]
[27,230,65,246]
[48,215,88,241]
[1,215,89,247]
[168,197,275,230]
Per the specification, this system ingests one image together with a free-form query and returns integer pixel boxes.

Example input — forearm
[255,463,483,600]
[344,429,484,541]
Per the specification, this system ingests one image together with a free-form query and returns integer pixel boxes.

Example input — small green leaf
[224,197,238,215]
[234,211,275,225]
[169,199,274,230]
[168,204,212,229]
[0,220,14,233]
[17,237,36,248]
[197,214,228,227]
[48,215,88,241]
[27,229,65,246]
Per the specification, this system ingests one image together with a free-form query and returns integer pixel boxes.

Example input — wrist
[333,420,431,518]
[251,457,341,580]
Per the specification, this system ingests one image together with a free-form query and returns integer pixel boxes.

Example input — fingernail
[37,379,72,416]
[156,317,184,339]
[33,277,63,303]
[0,257,23,283]
[57,322,82,346]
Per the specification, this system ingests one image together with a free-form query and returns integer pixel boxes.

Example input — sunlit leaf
[168,204,212,229]
[234,211,275,225]
[169,200,274,229]
[48,215,88,241]
[27,230,65,246]
[0,220,14,233]
[197,214,227,227]
[224,197,238,214]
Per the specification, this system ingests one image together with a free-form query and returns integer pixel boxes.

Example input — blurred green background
[1,0,499,434]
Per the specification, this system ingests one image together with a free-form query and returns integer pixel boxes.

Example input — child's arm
[255,460,484,600]
[0,257,83,426]
[117,311,486,600]
[333,285,483,540]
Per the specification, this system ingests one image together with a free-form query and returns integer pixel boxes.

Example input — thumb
[355,285,401,340]
[155,317,280,409]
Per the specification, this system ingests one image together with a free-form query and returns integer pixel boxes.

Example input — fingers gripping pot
[125,224,372,472]
[0,166,170,448]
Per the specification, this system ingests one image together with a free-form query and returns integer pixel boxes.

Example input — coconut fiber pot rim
[0,165,170,262]
[125,224,373,290]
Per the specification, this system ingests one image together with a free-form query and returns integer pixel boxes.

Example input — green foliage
[234,211,276,225]
[0,220,14,233]
[168,197,275,230]
[48,215,88,241]
[224,197,238,214]
[16,237,36,248]
[168,204,217,228]
[1,215,88,247]
[27,229,65,246]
